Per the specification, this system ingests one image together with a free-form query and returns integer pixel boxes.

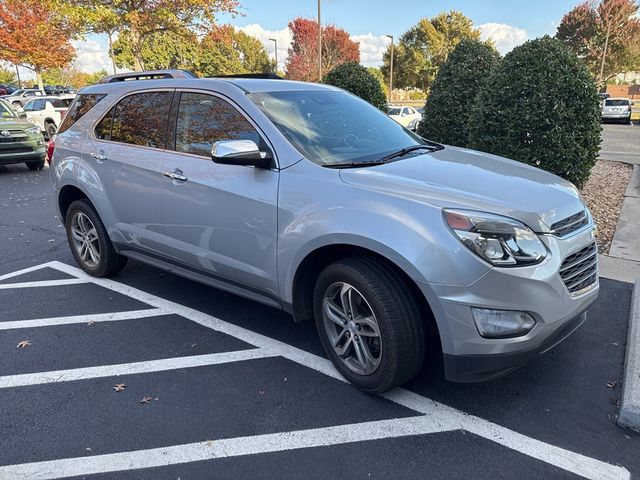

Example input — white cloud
[237,24,292,71]
[351,33,390,67]
[72,39,116,74]
[478,23,528,55]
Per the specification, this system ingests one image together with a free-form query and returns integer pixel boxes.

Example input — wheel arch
[58,184,90,222]
[289,242,442,355]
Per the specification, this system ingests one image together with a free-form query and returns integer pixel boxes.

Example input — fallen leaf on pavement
[258,390,266,396]
[113,384,126,392]
[140,396,153,405]
[87,320,96,326]
[16,340,31,348]
[607,381,617,389]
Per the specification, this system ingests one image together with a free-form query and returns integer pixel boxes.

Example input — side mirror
[211,140,273,168]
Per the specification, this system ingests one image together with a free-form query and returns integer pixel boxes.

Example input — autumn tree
[54,0,239,71]
[556,0,640,84]
[113,29,200,71]
[382,11,481,91]
[0,65,18,85]
[286,18,360,81]
[195,26,273,76]
[0,0,75,90]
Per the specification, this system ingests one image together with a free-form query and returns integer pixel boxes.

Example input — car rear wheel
[46,122,57,139]
[65,199,127,277]
[25,160,45,170]
[313,257,425,393]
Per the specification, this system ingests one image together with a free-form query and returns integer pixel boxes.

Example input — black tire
[313,257,425,393]
[65,199,127,277]
[25,160,45,170]
[45,122,57,139]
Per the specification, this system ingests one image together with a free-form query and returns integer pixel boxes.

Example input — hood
[339,146,585,233]
[0,117,32,131]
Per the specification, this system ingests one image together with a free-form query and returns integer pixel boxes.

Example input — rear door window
[173,92,261,157]
[58,94,106,133]
[103,91,173,149]
[51,98,73,108]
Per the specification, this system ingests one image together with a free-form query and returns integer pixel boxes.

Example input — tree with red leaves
[286,18,360,82]
[0,0,75,90]
[556,0,640,83]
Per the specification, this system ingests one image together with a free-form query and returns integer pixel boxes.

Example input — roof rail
[210,73,283,80]
[98,69,198,84]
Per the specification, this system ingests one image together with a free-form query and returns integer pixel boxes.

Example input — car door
[24,99,46,130]
[159,90,279,299]
[81,89,174,254]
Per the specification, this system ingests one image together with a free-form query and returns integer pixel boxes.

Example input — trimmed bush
[418,39,500,147]
[468,36,601,188]
[323,62,388,111]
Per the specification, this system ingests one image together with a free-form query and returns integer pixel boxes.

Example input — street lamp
[386,34,394,103]
[269,38,278,74]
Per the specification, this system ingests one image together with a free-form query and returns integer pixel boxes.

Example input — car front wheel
[313,257,425,393]
[65,199,127,277]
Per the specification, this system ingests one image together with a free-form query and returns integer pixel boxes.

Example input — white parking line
[0,262,60,282]
[0,349,275,388]
[0,261,631,480]
[0,308,167,331]
[0,278,87,290]
[0,415,456,480]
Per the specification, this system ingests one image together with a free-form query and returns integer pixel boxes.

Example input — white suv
[22,95,75,139]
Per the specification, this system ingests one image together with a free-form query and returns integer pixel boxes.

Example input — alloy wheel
[70,212,101,267]
[322,282,382,375]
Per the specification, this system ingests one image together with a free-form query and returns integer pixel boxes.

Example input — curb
[619,279,640,432]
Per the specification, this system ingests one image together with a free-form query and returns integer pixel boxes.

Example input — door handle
[90,152,107,163]
[163,169,188,182]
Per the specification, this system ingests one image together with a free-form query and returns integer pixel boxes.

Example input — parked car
[601,98,634,124]
[22,95,75,139]
[0,84,18,95]
[4,89,44,108]
[50,71,599,393]
[388,105,422,129]
[0,99,46,170]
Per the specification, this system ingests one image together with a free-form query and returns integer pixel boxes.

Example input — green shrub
[418,39,500,146]
[323,62,388,111]
[468,36,601,188]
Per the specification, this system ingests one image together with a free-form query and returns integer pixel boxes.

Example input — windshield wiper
[322,160,389,169]
[379,143,444,162]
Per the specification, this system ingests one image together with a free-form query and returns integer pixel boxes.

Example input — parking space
[0,260,637,480]
[600,123,640,164]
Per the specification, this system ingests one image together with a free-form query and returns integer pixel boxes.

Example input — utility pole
[318,0,322,81]
[386,34,394,103]
[599,19,612,87]
[269,38,278,74]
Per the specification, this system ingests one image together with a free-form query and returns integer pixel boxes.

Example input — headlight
[443,209,547,266]
[24,126,40,136]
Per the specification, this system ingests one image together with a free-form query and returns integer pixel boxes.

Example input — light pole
[269,38,278,74]
[599,19,612,86]
[386,34,394,103]
[318,0,322,81]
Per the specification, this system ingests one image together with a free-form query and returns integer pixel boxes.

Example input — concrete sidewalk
[609,165,640,266]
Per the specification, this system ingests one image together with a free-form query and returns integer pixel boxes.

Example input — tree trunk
[108,32,117,74]
[35,67,44,92]
[130,28,145,71]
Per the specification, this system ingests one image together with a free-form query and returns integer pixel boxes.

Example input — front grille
[550,210,589,237]
[0,147,33,154]
[559,242,598,295]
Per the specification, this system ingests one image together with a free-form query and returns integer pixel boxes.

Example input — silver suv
[50,70,599,393]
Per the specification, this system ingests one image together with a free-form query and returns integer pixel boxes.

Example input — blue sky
[13,0,584,80]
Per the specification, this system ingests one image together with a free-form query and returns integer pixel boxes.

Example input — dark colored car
[0,84,18,95]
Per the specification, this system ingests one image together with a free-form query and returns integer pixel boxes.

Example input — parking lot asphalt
[600,122,640,164]
[1,154,639,479]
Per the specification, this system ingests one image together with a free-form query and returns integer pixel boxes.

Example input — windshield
[388,107,401,115]
[0,101,16,118]
[249,91,429,166]
[605,99,630,106]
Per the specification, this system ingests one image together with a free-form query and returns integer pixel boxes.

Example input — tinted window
[108,92,172,148]
[605,99,630,106]
[0,101,15,118]
[23,100,36,112]
[174,93,260,157]
[58,94,106,133]
[51,98,73,108]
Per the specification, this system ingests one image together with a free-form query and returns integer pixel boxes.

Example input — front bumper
[421,222,599,382]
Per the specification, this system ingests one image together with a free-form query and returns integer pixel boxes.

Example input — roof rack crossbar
[209,73,283,80]
[98,69,198,84]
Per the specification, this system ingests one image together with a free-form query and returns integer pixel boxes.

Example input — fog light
[471,308,536,338]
